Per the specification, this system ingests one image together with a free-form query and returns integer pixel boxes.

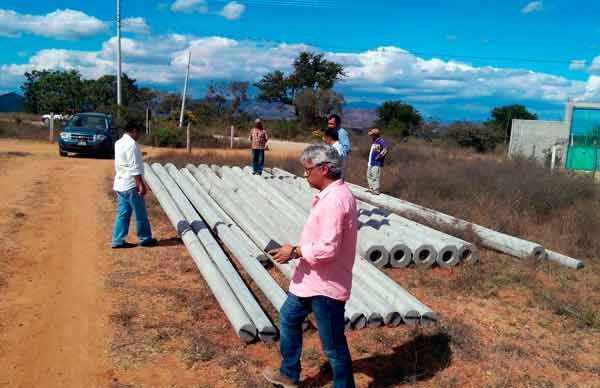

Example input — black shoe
[112,241,137,249]
[140,238,158,247]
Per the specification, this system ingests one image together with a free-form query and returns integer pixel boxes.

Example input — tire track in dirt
[0,141,114,387]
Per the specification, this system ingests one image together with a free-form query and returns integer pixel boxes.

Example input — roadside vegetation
[140,138,600,387]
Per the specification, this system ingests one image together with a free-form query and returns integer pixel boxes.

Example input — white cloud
[170,0,208,13]
[0,8,108,40]
[521,1,543,14]
[1,33,595,117]
[122,17,151,35]
[569,60,587,71]
[589,56,600,73]
[328,46,584,104]
[218,1,246,20]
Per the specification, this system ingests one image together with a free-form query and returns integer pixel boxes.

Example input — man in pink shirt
[264,144,357,388]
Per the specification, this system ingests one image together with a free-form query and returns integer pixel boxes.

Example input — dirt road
[0,138,311,388]
[0,140,114,387]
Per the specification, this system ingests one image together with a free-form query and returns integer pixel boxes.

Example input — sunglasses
[303,162,328,176]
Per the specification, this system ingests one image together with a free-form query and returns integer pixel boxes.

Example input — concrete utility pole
[179,50,192,128]
[116,0,122,107]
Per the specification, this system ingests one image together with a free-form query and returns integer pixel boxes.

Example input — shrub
[446,121,503,152]
[149,126,185,148]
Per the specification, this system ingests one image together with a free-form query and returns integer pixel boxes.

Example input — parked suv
[59,113,118,158]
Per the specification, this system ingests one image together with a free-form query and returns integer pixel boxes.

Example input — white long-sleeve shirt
[113,133,144,192]
[331,141,347,179]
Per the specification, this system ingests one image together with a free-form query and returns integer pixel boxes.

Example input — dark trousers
[279,293,355,388]
[251,148,265,174]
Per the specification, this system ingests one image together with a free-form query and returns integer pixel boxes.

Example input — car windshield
[69,115,107,130]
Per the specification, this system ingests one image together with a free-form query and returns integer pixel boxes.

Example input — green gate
[565,107,600,171]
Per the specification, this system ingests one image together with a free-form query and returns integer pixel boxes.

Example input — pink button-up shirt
[289,179,358,301]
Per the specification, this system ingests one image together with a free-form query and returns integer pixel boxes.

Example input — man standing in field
[366,127,388,195]
[264,144,357,388]
[323,127,347,178]
[249,118,269,175]
[327,114,351,156]
[111,119,156,249]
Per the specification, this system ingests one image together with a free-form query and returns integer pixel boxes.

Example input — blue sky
[1,0,600,120]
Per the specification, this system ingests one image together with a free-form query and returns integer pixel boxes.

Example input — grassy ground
[126,140,600,387]
[0,113,50,141]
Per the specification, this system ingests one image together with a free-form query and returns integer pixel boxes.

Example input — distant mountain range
[0,92,24,112]
[343,108,378,129]
[236,100,378,128]
[0,93,377,127]
[344,101,379,109]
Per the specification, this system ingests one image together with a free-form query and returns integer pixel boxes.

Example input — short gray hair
[300,144,343,180]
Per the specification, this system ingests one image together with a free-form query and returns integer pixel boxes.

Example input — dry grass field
[0,137,598,387]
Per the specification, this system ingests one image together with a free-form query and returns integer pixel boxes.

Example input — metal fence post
[230,125,234,149]
[593,141,598,181]
[187,122,191,155]
[550,145,557,172]
[145,108,149,135]
[49,113,54,143]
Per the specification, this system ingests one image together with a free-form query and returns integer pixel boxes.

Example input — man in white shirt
[323,127,347,179]
[111,120,156,248]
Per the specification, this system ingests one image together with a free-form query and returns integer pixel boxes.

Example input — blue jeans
[111,188,152,246]
[279,293,355,388]
[252,148,265,174]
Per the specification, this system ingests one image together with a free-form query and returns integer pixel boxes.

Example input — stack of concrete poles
[151,163,280,343]
[186,164,369,329]
[144,165,259,343]
[262,168,477,269]
[267,167,584,270]
[255,168,425,269]
[191,164,437,324]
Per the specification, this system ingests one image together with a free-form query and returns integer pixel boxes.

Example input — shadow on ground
[302,332,452,387]
[156,237,183,247]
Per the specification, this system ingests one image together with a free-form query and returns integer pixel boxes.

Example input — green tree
[228,81,249,114]
[288,52,345,92]
[21,70,154,115]
[156,92,182,115]
[294,89,345,126]
[205,81,228,116]
[255,70,291,104]
[447,121,502,152]
[255,51,345,125]
[189,102,216,126]
[489,104,537,141]
[376,101,422,137]
[21,69,85,114]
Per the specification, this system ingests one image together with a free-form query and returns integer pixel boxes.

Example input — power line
[213,33,582,66]
[161,1,584,66]
[213,0,339,8]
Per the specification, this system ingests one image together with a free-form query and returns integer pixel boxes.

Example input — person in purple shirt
[366,128,388,195]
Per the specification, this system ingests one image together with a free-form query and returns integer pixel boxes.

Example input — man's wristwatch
[290,246,299,260]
